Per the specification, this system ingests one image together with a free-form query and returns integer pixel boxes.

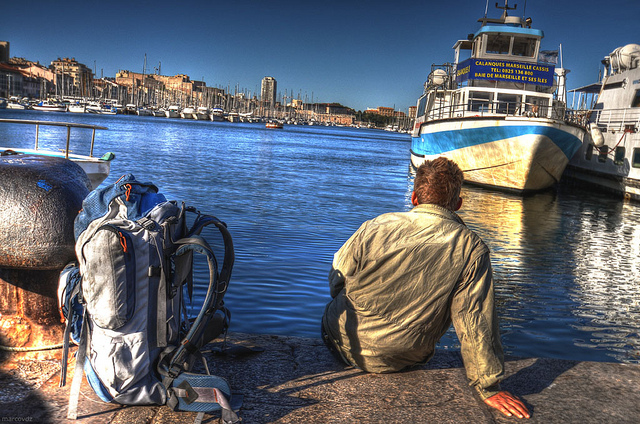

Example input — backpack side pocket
[81,224,136,330]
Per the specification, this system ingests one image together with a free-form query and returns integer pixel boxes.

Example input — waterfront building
[0,62,45,99]
[366,106,396,117]
[0,62,22,98]
[261,76,277,107]
[50,57,94,98]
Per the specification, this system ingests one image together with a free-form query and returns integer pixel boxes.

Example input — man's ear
[454,197,463,211]
[411,191,419,206]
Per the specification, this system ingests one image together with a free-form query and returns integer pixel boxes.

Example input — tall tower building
[0,41,9,63]
[261,76,277,107]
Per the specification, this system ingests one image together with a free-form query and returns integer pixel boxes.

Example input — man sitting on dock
[321,157,530,419]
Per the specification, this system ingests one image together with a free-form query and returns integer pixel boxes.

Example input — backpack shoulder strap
[160,214,234,381]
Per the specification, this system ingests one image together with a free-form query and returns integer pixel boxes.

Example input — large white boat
[564,44,640,201]
[0,118,114,189]
[410,1,586,192]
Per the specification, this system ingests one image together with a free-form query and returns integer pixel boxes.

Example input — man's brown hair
[413,157,464,210]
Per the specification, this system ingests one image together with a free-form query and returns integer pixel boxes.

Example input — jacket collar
[410,203,465,226]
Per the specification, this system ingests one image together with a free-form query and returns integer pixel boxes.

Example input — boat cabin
[415,4,564,125]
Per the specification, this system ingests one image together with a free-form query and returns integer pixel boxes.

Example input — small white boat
[6,101,27,110]
[410,1,586,192]
[181,106,196,119]
[6,96,27,109]
[68,103,86,113]
[32,100,67,112]
[564,43,640,201]
[0,118,115,189]
[137,107,153,116]
[124,104,138,115]
[195,106,210,120]
[266,120,284,129]
[210,107,225,121]
[166,105,181,118]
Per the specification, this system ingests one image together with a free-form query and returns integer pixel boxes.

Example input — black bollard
[0,154,91,354]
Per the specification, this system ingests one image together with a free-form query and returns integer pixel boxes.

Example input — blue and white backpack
[58,174,239,423]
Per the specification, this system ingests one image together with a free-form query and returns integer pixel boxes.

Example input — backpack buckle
[137,216,157,230]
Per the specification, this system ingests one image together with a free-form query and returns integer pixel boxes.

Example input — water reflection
[424,179,640,363]
[561,191,640,362]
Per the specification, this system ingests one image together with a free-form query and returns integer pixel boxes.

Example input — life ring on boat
[0,155,91,269]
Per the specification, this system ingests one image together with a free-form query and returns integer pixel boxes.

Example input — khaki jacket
[322,203,504,399]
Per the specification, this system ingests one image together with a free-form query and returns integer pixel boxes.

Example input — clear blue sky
[1,0,637,111]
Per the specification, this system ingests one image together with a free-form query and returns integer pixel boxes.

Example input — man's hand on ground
[484,391,530,419]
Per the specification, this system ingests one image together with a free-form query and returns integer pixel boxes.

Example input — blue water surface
[2,109,639,364]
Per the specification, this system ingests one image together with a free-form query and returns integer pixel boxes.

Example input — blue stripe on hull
[412,123,583,160]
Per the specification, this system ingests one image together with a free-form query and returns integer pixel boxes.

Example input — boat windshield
[476,31,540,61]
[486,34,511,55]
[512,37,537,58]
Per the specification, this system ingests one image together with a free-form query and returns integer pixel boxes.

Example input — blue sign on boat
[456,58,555,86]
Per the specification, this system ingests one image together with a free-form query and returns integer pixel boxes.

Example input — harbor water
[1,109,639,364]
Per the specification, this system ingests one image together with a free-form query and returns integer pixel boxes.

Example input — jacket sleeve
[450,251,505,400]
[328,222,367,298]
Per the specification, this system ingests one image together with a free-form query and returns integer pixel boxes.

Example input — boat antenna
[496,1,516,19]
[522,0,527,18]
[484,0,489,17]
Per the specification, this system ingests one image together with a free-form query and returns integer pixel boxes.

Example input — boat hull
[32,105,67,112]
[563,122,640,201]
[411,117,585,192]
[0,148,111,189]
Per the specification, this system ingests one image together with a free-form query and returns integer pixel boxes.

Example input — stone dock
[1,332,639,424]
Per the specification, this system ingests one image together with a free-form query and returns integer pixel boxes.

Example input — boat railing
[0,118,108,158]
[590,108,640,133]
[425,100,574,123]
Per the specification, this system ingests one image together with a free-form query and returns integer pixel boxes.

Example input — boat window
[598,146,608,163]
[585,144,594,160]
[417,95,428,117]
[512,37,537,57]
[485,34,511,55]
[603,81,625,91]
[632,90,640,108]
[496,93,521,115]
[469,92,493,112]
[474,39,482,57]
[614,147,625,165]
[633,148,640,168]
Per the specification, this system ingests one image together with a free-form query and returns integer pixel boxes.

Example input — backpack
[58,174,240,423]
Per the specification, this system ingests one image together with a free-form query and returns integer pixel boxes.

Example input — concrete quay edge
[1,332,639,423]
